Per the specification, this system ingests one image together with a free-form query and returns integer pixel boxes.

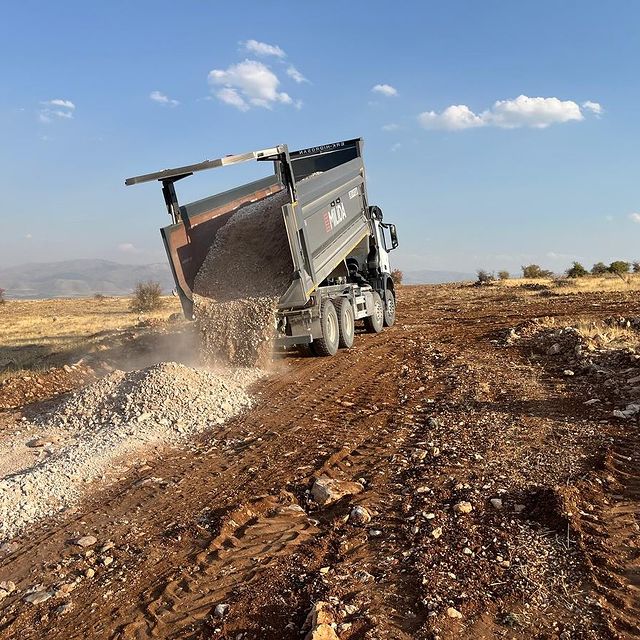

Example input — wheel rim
[386,295,395,319]
[347,311,354,338]
[375,300,384,325]
[327,311,338,344]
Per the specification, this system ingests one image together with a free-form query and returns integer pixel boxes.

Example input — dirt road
[0,284,638,639]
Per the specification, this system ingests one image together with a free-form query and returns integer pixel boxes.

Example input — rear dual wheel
[312,298,355,356]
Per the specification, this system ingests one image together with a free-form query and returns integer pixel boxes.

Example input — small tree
[391,268,403,284]
[498,270,510,280]
[130,281,163,312]
[633,261,640,273]
[476,269,495,284]
[608,261,630,276]
[0,288,5,304]
[522,264,553,279]
[566,262,588,278]
[591,262,608,275]
[94,293,106,301]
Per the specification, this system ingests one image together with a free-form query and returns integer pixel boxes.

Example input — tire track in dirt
[590,432,640,639]
[118,494,317,639]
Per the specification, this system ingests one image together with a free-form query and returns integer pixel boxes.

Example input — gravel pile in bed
[193,189,293,367]
[0,362,262,542]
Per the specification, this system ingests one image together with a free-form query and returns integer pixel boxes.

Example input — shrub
[0,288,5,304]
[391,268,403,284]
[94,293,106,301]
[591,262,608,275]
[608,261,630,276]
[633,262,640,273]
[566,262,588,278]
[476,269,495,284]
[130,281,163,312]
[498,270,510,280]
[522,264,553,279]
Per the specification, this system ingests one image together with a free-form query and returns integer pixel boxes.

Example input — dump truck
[125,138,399,356]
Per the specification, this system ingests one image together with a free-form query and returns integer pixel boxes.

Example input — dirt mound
[193,190,293,366]
[0,362,261,542]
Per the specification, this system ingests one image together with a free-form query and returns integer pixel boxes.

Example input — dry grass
[497,274,640,293]
[0,296,181,379]
[536,315,640,351]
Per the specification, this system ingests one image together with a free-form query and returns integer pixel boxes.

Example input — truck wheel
[364,292,384,334]
[335,297,355,348]
[313,299,340,356]
[383,290,396,327]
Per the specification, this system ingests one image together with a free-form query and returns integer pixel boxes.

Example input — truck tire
[335,297,355,348]
[313,299,340,356]
[383,289,396,327]
[364,291,384,334]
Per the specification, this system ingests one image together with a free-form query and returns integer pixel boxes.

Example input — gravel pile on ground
[193,189,293,366]
[0,362,262,542]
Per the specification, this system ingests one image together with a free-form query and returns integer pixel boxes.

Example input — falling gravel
[193,189,293,366]
[0,362,262,542]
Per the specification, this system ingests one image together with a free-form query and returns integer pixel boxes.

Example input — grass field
[0,296,181,378]
[495,272,640,293]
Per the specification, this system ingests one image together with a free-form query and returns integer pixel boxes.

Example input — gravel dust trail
[0,285,639,639]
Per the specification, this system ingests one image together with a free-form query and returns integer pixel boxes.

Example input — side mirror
[388,224,399,250]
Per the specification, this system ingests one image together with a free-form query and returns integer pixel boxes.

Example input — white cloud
[382,123,399,131]
[582,100,603,116]
[150,90,179,106]
[216,87,249,111]
[208,60,293,110]
[25,233,32,240]
[39,98,75,123]
[391,143,402,152]
[418,95,594,131]
[629,213,640,223]
[419,104,484,130]
[118,243,138,253]
[372,83,398,97]
[286,65,308,83]
[47,99,75,110]
[241,39,285,58]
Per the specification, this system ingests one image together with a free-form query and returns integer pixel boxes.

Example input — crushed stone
[0,362,262,542]
[193,189,293,366]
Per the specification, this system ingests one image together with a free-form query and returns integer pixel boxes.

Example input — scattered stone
[514,504,526,514]
[453,501,473,514]
[490,498,503,510]
[311,476,363,506]
[563,369,575,377]
[584,398,601,405]
[74,535,97,548]
[462,547,473,556]
[427,417,439,428]
[55,602,73,615]
[214,603,230,618]
[102,556,114,567]
[349,505,372,525]
[84,568,95,578]
[303,601,339,640]
[27,437,54,448]
[369,529,383,537]
[99,541,114,553]
[446,607,463,619]
[431,526,443,539]
[24,590,52,605]
[0,580,16,593]
[547,343,562,355]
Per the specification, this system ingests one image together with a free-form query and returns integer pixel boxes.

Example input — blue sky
[1,1,639,275]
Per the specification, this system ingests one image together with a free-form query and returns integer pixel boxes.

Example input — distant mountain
[402,269,475,284]
[0,259,175,299]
